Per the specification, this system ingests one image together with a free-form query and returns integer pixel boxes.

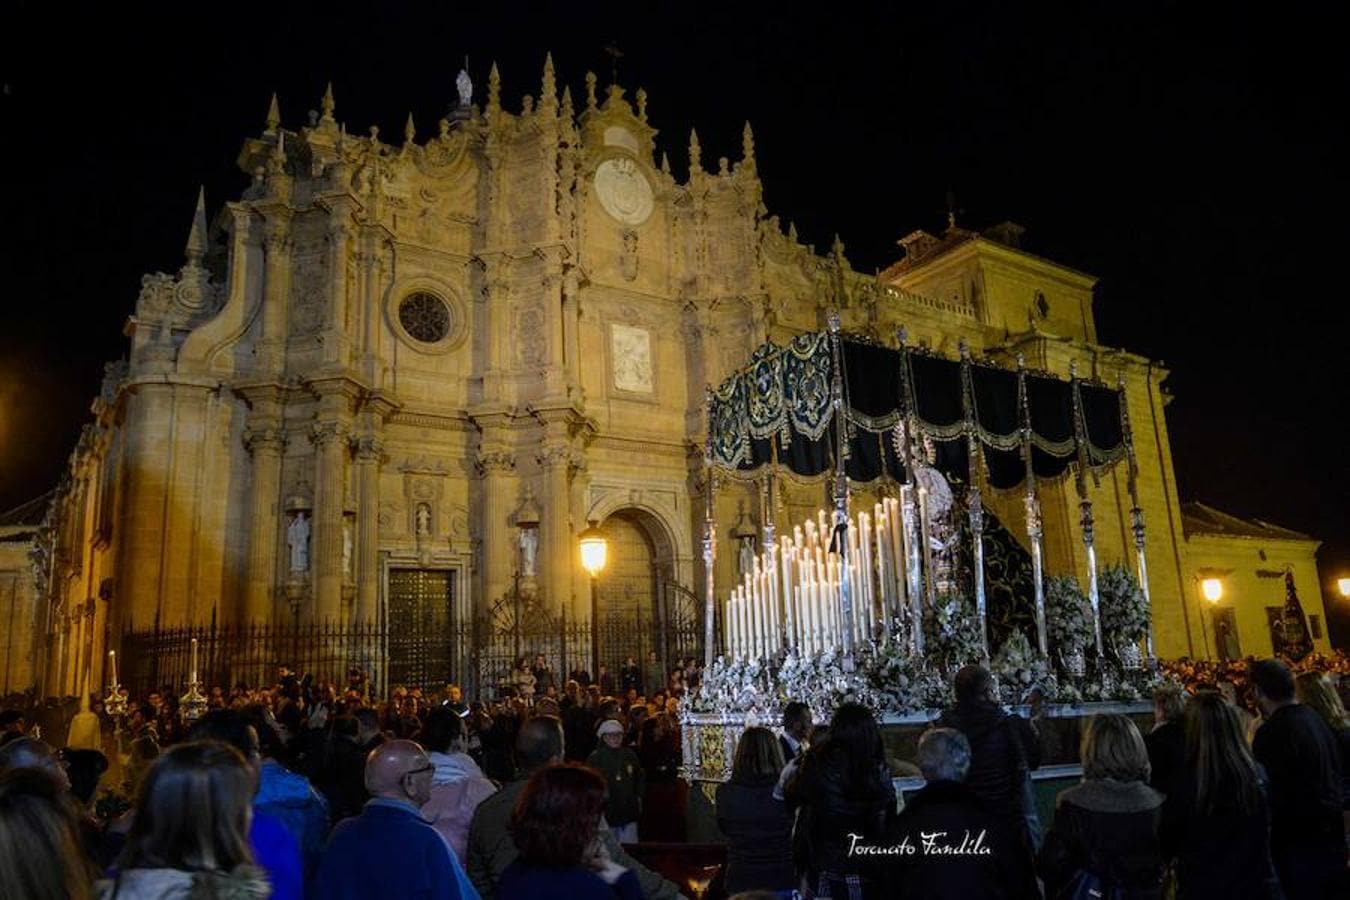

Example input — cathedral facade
[3,57,1332,698]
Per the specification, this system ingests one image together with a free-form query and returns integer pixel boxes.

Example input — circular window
[398,292,451,343]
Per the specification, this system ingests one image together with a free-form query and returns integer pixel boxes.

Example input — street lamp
[579,520,608,680]
[1337,577,1350,599]
[1201,578,1223,603]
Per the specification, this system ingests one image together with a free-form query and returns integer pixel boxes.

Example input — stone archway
[588,505,681,691]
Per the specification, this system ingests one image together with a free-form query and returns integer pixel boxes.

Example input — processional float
[701,314,1152,673]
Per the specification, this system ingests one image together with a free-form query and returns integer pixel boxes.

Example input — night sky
[3,4,1346,642]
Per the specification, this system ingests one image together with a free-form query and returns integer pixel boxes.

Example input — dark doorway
[387,568,456,691]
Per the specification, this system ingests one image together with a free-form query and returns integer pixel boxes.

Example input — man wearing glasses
[318,739,480,899]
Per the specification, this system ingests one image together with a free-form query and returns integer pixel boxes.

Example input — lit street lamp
[1201,578,1223,602]
[579,520,608,680]
[1337,577,1350,599]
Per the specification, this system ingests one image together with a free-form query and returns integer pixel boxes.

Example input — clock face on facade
[594,157,654,227]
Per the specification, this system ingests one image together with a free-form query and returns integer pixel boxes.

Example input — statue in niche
[738,535,756,580]
[287,512,311,573]
[342,518,354,578]
[519,526,539,578]
[415,503,432,537]
[456,70,473,108]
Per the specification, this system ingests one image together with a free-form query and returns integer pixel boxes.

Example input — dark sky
[3,3,1347,640]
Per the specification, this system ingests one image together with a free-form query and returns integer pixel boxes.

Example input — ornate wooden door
[387,568,456,691]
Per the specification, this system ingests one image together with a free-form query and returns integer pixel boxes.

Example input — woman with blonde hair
[1039,713,1165,899]
[1159,691,1281,899]
[99,741,269,899]
[716,726,793,894]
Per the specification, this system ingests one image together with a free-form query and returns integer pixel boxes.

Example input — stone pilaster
[242,418,286,623]
[323,203,354,367]
[562,268,581,396]
[475,448,516,610]
[115,381,175,631]
[537,443,574,615]
[258,212,292,373]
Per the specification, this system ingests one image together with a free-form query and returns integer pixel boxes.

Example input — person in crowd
[597,665,616,697]
[563,688,598,763]
[531,655,555,696]
[1158,691,1281,900]
[465,715,682,900]
[497,763,641,900]
[779,701,812,763]
[1038,714,1165,900]
[1294,671,1350,814]
[0,708,26,743]
[420,706,498,863]
[624,705,647,749]
[244,705,330,888]
[937,665,1041,847]
[59,746,124,869]
[889,727,1037,900]
[125,703,160,793]
[0,734,71,789]
[98,741,269,899]
[511,658,536,700]
[1250,658,1347,898]
[1144,682,1186,795]
[716,726,794,895]
[188,709,304,900]
[0,767,97,900]
[620,656,642,696]
[586,718,644,844]
[316,739,477,900]
[788,702,896,899]
[637,705,687,842]
[445,683,469,716]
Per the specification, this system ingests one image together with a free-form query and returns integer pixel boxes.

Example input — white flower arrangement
[1045,575,1094,655]
[921,592,985,673]
[1098,564,1150,645]
[990,629,1057,704]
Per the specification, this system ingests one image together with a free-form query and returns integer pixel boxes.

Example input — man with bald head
[317,739,479,900]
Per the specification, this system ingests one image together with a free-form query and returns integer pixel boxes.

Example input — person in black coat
[1250,659,1347,900]
[1158,691,1282,900]
[937,665,1041,842]
[715,726,794,895]
[1038,714,1165,900]
[1295,671,1350,813]
[1143,683,1186,796]
[788,703,896,899]
[779,701,812,763]
[888,727,1039,900]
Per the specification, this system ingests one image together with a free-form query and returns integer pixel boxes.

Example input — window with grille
[398,292,451,343]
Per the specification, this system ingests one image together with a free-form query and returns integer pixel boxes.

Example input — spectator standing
[1159,691,1281,900]
[637,709,686,842]
[1250,659,1347,899]
[531,655,555,696]
[715,726,794,895]
[247,706,331,888]
[421,707,498,864]
[619,656,642,695]
[498,764,641,900]
[779,701,812,763]
[1038,714,1165,900]
[0,768,96,900]
[1144,683,1187,795]
[98,742,269,899]
[937,665,1041,846]
[888,727,1038,900]
[789,703,896,900]
[317,740,476,900]
[1294,671,1350,816]
[587,719,644,844]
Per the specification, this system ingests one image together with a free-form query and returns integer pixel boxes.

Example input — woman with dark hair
[1159,691,1281,900]
[498,763,641,900]
[790,702,896,899]
[0,768,96,900]
[98,741,269,899]
[1038,713,1165,900]
[420,706,497,863]
[716,726,794,894]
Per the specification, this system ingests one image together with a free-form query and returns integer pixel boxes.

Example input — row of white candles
[725,498,910,661]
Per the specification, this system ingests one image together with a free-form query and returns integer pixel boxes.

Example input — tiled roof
[0,491,53,529]
[1181,501,1313,542]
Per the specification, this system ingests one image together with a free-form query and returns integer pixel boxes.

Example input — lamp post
[579,520,608,681]
[1338,578,1350,599]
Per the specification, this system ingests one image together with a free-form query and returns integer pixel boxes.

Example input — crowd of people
[1,654,1347,899]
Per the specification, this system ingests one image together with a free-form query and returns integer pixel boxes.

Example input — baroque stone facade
[6,58,1331,696]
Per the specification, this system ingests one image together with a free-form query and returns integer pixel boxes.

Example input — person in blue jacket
[317,739,479,900]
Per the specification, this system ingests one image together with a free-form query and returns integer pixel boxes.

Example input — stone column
[537,444,573,615]
[116,382,175,632]
[353,436,384,625]
[311,420,350,622]
[323,206,353,367]
[540,250,567,396]
[242,419,286,623]
[476,449,516,610]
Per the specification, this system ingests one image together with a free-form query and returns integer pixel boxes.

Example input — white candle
[190,637,199,686]
[109,650,118,687]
